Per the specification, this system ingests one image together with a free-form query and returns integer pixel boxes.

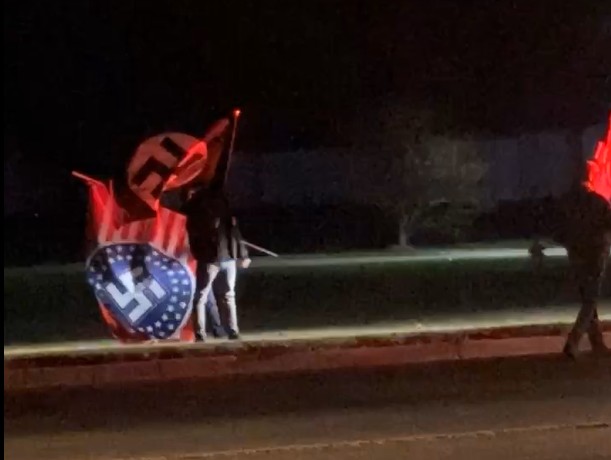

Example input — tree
[359,104,488,247]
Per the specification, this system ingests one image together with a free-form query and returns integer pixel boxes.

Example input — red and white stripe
[88,181,192,261]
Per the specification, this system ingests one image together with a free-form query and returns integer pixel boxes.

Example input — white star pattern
[86,243,194,341]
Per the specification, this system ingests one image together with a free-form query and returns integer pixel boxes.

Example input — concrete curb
[5,323,610,392]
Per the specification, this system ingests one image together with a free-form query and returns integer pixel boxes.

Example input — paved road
[5,353,611,460]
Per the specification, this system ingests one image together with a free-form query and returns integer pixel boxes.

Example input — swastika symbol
[129,133,203,204]
[104,266,166,323]
[86,243,195,339]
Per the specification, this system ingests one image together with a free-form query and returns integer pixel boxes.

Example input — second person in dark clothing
[552,189,610,358]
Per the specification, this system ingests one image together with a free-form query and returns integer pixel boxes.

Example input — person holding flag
[75,106,254,343]
[533,114,611,359]
[557,187,610,358]
[175,109,251,342]
[183,185,250,341]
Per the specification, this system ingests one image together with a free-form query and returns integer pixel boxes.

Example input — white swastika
[104,266,167,323]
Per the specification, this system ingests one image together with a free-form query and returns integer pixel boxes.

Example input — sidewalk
[5,305,611,392]
[5,303,609,359]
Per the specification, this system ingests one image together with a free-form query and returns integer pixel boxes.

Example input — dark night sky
[4,0,611,177]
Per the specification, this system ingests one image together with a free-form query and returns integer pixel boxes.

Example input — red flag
[78,176,196,343]
[113,132,208,224]
[165,113,238,192]
[583,113,611,203]
[75,112,242,343]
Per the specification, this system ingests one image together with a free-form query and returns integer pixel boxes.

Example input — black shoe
[194,332,206,343]
[563,342,578,360]
[227,331,241,340]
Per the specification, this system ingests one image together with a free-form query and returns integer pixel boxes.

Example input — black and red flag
[73,111,240,343]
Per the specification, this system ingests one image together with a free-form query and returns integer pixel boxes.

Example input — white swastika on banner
[86,243,195,340]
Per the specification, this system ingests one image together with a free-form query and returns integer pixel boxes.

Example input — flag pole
[71,171,105,187]
[229,109,241,155]
[241,240,280,258]
[223,109,241,185]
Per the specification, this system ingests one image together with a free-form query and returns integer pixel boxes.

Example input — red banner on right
[584,113,611,203]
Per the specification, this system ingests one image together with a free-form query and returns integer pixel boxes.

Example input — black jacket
[548,188,611,253]
[183,189,249,264]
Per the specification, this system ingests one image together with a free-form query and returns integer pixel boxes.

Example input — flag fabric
[77,113,240,342]
[113,132,208,224]
[165,115,236,192]
[584,113,611,203]
[82,177,196,342]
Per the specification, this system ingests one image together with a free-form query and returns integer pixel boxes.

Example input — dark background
[4,0,611,264]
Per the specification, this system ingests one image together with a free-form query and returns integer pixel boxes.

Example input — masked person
[552,188,610,359]
[184,186,251,342]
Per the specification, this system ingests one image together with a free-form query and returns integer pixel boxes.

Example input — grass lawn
[7,252,602,345]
